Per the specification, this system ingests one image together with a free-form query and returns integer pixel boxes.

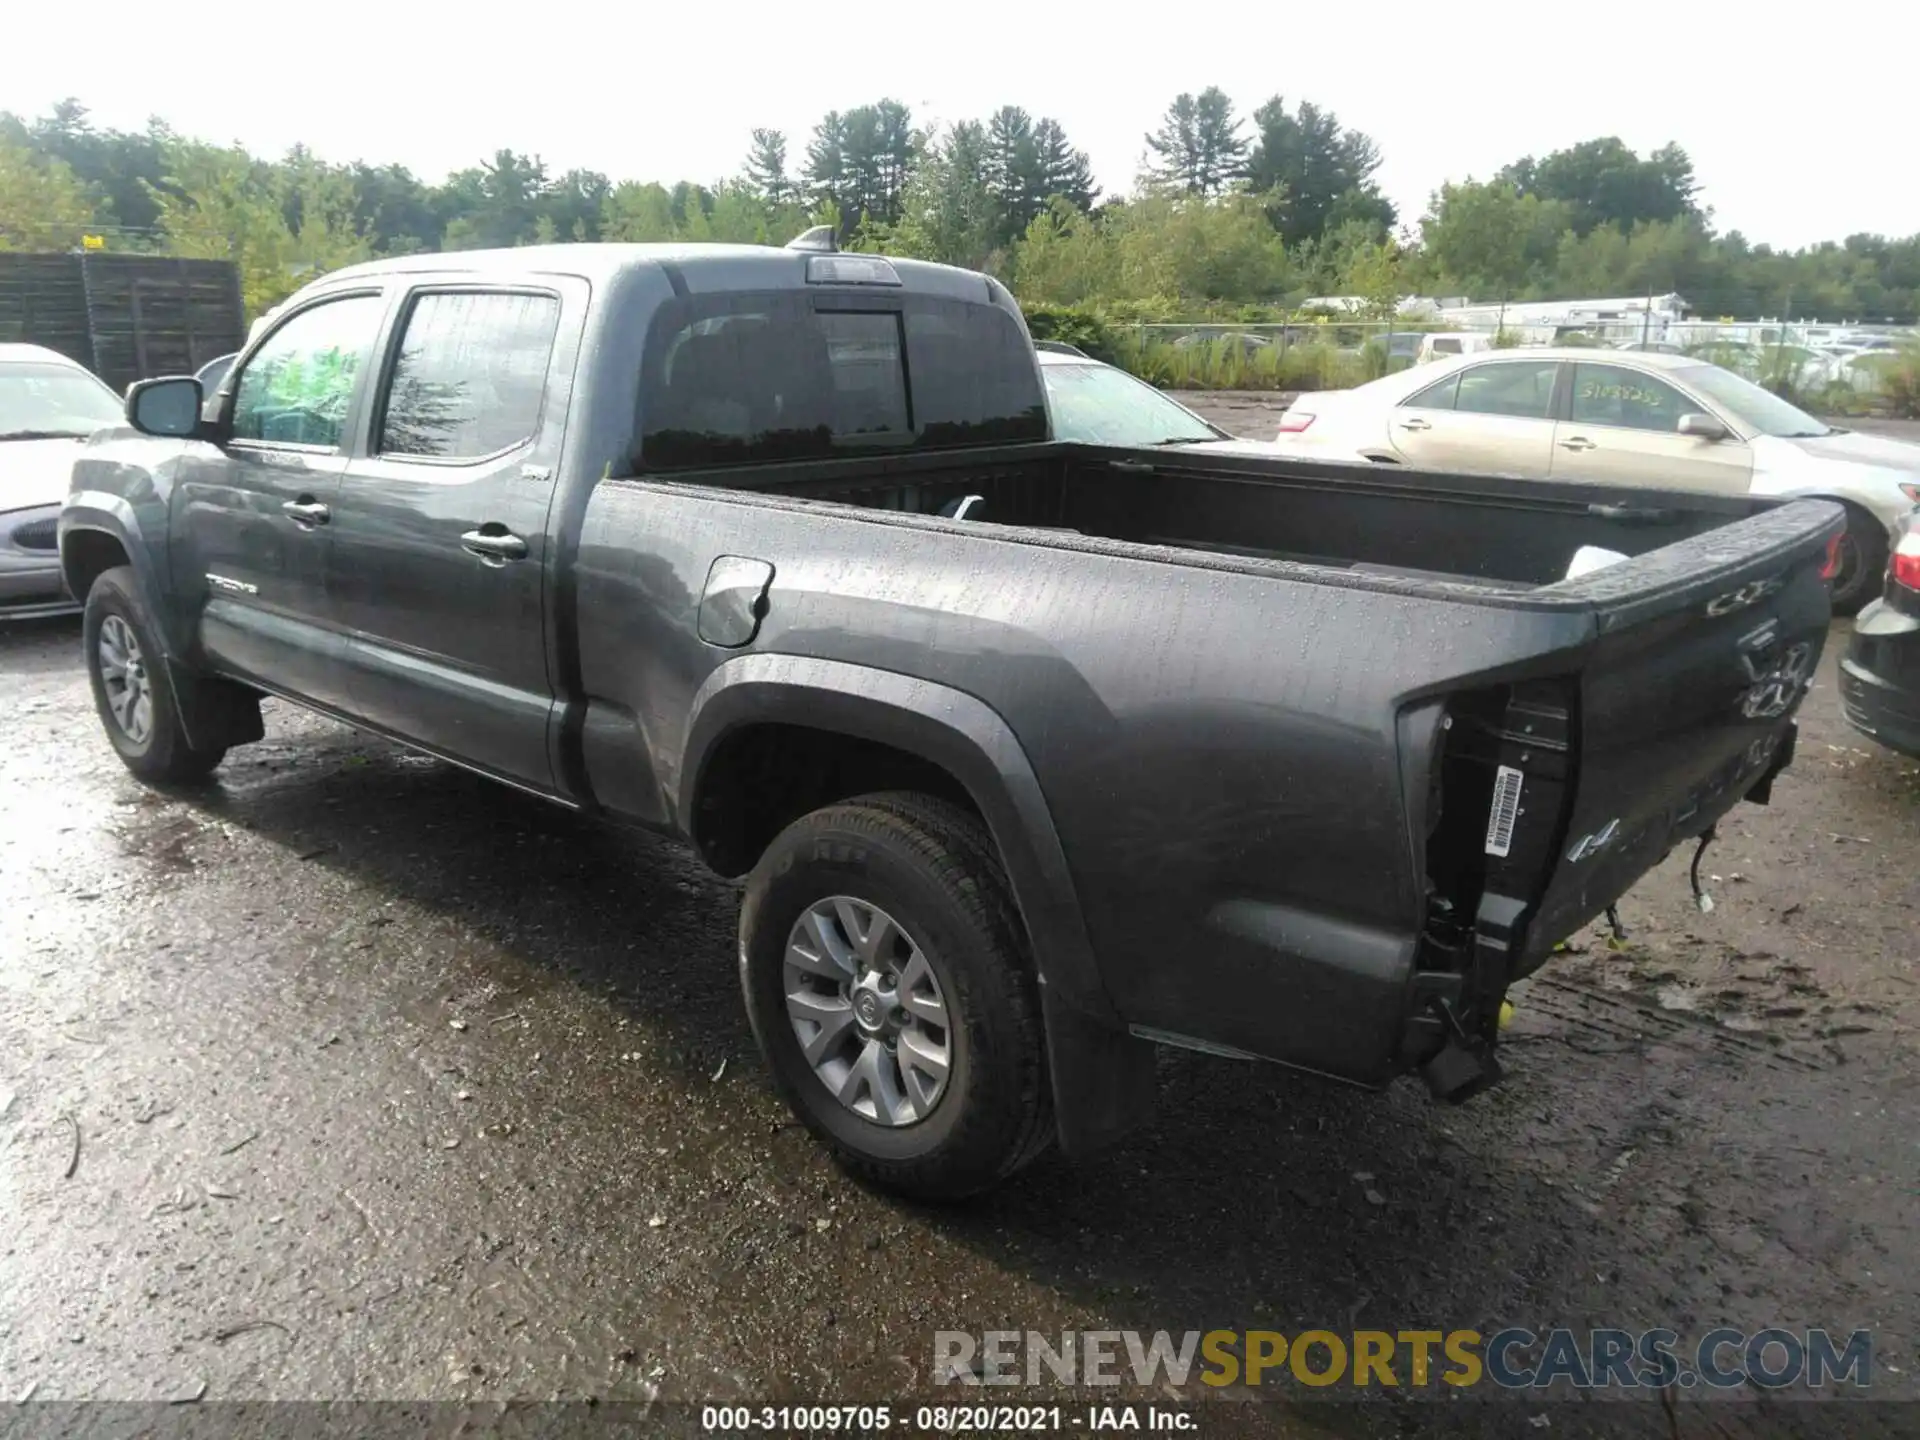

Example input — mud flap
[1042,987,1158,1155]
[167,660,264,751]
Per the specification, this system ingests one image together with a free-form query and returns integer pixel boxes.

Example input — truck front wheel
[83,567,227,783]
[739,792,1054,1199]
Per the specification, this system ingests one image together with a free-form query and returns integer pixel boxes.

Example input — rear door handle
[281,497,330,527]
[1397,417,1431,432]
[461,527,529,565]
[1559,436,1597,452]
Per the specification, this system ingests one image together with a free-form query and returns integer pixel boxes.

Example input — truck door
[326,283,575,792]
[171,289,387,709]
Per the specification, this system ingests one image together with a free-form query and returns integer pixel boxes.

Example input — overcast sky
[4,1,1914,250]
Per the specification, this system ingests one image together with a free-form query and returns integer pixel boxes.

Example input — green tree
[17,100,167,239]
[804,110,850,219]
[146,139,369,314]
[545,168,610,242]
[1246,96,1394,246]
[1142,88,1248,197]
[860,120,1001,270]
[439,150,551,250]
[0,133,101,250]
[1030,119,1098,215]
[1499,137,1697,236]
[600,180,679,241]
[346,162,441,253]
[743,129,796,205]
[1417,180,1571,300]
[1009,199,1117,306]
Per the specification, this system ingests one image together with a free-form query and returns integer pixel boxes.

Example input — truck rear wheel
[739,791,1053,1199]
[83,567,227,783]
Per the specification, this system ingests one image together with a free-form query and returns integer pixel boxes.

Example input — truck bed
[700,441,1788,593]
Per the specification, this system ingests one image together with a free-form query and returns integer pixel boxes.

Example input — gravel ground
[3,443,1918,1434]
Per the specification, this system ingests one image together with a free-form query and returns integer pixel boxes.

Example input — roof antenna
[786,225,838,254]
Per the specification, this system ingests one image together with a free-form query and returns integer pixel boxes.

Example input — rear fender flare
[678,653,1116,1027]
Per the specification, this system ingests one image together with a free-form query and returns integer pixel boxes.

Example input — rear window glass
[639,292,1046,470]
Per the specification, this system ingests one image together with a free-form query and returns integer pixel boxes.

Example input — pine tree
[742,129,794,205]
[1142,88,1247,196]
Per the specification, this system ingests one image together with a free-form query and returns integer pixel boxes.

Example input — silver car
[1270,347,1920,610]
[2,344,126,618]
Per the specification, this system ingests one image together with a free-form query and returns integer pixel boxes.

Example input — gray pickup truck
[60,240,1841,1197]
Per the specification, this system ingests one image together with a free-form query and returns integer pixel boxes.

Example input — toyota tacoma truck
[60,239,1841,1198]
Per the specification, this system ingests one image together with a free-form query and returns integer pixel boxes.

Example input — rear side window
[1453,360,1559,420]
[639,292,1046,470]
[378,291,561,459]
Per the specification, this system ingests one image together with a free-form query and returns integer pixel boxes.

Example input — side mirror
[1677,411,1729,442]
[126,377,204,438]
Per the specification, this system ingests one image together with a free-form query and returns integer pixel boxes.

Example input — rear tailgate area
[1406,497,1843,1101]
[1520,497,1843,961]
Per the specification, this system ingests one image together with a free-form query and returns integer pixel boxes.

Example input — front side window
[1671,363,1829,438]
[639,292,1046,471]
[1570,363,1691,433]
[1454,361,1559,420]
[379,291,562,459]
[231,294,385,448]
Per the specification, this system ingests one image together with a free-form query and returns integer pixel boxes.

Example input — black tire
[740,791,1054,1199]
[82,566,227,783]
[1829,503,1889,616]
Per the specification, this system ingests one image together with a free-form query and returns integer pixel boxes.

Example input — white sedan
[1270,347,1920,611]
[2,344,127,619]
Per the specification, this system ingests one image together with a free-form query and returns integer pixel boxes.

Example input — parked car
[1172,330,1272,355]
[2,344,125,619]
[63,240,1839,1197]
[1841,512,1920,757]
[1268,347,1920,611]
[1416,332,1495,364]
[1036,347,1233,447]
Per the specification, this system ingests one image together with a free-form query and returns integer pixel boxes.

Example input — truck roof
[319,242,1000,304]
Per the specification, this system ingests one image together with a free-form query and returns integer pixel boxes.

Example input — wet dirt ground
[4,414,1918,1435]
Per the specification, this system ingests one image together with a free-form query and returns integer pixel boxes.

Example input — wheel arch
[679,654,1154,1155]
[679,653,1113,1020]
[59,495,186,655]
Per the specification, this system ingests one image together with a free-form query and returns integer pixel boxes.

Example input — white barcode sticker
[1485,764,1525,858]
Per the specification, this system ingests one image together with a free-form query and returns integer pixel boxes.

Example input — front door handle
[1397,417,1431,432]
[282,497,331,527]
[1559,436,1597,452]
[461,526,529,565]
